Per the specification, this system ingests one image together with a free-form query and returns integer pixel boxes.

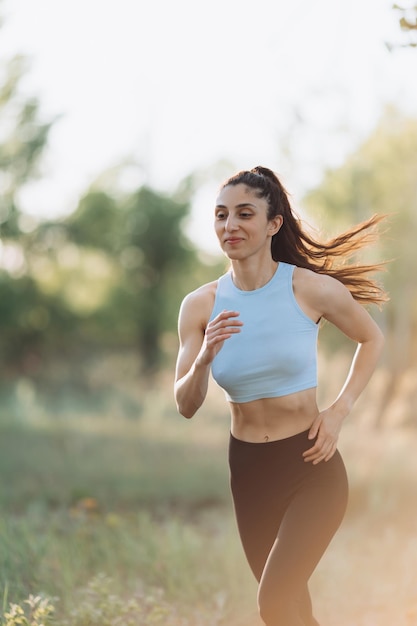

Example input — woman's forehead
[216,183,263,206]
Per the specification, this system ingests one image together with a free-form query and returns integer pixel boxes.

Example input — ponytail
[221,166,388,305]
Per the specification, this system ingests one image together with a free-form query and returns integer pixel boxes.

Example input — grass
[0,376,417,625]
[0,383,254,624]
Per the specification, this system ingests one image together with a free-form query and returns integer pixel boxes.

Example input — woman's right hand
[198,310,243,365]
[175,301,242,418]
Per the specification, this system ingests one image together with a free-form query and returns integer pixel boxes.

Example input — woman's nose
[225,214,238,231]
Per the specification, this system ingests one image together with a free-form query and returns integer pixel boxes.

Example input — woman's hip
[228,428,348,502]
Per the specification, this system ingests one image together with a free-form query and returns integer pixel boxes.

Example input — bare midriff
[229,387,319,443]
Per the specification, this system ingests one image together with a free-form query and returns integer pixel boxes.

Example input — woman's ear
[268,214,283,236]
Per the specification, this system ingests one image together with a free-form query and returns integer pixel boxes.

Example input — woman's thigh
[229,432,348,624]
[258,450,348,603]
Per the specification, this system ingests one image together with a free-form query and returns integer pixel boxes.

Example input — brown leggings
[229,429,348,626]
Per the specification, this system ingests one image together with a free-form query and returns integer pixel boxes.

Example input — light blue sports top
[209,262,319,403]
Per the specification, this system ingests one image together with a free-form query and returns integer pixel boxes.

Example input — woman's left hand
[302,408,344,465]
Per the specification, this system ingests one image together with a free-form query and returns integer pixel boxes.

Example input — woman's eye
[216,212,226,219]
[240,212,252,218]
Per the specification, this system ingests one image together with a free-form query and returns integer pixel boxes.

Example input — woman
[174,166,386,626]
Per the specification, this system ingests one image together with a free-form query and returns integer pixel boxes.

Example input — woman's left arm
[300,272,385,465]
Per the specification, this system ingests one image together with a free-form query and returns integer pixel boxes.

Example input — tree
[304,108,417,425]
[0,18,57,378]
[0,55,53,240]
[120,186,196,373]
[64,191,121,252]
[63,183,198,374]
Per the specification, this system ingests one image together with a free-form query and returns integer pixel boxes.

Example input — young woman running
[174,166,386,626]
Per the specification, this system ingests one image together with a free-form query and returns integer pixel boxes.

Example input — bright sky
[1,0,416,252]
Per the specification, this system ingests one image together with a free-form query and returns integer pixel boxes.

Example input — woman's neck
[230,259,279,291]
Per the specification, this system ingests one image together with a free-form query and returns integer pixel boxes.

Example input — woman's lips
[225,238,243,245]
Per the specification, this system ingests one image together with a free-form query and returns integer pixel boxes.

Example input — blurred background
[0,1,416,625]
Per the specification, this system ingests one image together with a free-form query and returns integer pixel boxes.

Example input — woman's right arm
[174,286,242,418]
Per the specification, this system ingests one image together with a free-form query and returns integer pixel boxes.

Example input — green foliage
[0,271,77,375]
[304,110,417,228]
[120,186,194,370]
[0,22,58,376]
[304,109,417,366]
[0,54,53,239]
[65,192,121,252]
[0,28,233,377]
[59,184,199,373]
[0,177,211,376]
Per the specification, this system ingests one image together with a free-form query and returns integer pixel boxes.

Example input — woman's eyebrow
[215,202,257,209]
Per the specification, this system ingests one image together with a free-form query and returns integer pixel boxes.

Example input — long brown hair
[222,166,388,305]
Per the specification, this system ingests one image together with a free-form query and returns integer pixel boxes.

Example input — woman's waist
[229,389,318,443]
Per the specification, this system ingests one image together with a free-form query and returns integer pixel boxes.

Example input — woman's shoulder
[183,280,218,304]
[293,266,326,288]
[293,266,351,310]
[294,266,347,290]
[179,280,218,322]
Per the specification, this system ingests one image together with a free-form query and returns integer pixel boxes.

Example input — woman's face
[214,184,282,260]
